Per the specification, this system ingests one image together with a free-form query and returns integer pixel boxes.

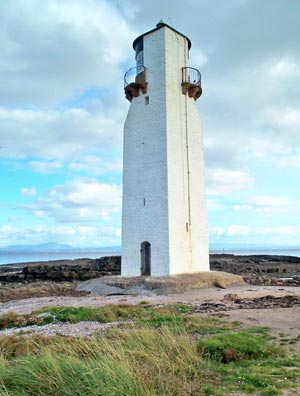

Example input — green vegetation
[197,330,275,362]
[33,303,190,326]
[0,305,299,396]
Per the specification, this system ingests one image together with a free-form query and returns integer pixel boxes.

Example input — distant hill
[0,243,121,252]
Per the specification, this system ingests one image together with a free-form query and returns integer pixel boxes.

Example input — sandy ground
[0,284,299,315]
[1,284,300,313]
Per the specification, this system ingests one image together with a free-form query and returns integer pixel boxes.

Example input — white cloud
[245,138,293,161]
[0,223,121,247]
[21,187,38,197]
[206,168,255,195]
[68,156,123,175]
[269,58,300,77]
[233,204,251,212]
[27,156,123,175]
[0,106,123,159]
[1,225,13,233]
[0,0,134,106]
[212,227,225,236]
[206,198,228,212]
[251,195,290,209]
[189,46,209,67]
[233,195,290,215]
[204,138,243,169]
[270,107,300,128]
[256,226,295,236]
[28,161,63,174]
[275,155,300,168]
[211,224,298,238]
[23,179,122,223]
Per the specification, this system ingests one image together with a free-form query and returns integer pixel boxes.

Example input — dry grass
[0,282,85,302]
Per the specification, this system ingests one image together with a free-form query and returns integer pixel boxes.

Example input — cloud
[269,107,300,129]
[0,225,13,234]
[189,46,209,67]
[1,0,300,249]
[28,155,122,175]
[22,179,122,223]
[0,106,124,159]
[233,195,290,215]
[0,223,121,247]
[204,138,244,169]
[21,187,38,197]
[269,58,300,77]
[206,168,255,195]
[210,224,298,238]
[28,161,63,174]
[0,0,134,106]
[68,156,122,175]
[275,154,300,168]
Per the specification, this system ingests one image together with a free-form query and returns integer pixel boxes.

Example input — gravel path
[0,320,133,338]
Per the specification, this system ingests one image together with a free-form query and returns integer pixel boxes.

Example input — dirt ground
[1,284,300,339]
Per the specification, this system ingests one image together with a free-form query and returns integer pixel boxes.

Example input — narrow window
[143,198,146,206]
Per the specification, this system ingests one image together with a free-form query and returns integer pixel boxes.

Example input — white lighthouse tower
[122,22,209,276]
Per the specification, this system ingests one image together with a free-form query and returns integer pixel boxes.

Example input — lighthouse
[122,22,209,276]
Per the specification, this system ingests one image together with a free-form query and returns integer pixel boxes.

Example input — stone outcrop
[76,271,244,296]
[0,254,299,286]
[210,254,300,286]
[0,256,121,283]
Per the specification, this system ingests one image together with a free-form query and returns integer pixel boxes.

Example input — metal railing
[182,67,201,86]
[124,66,146,88]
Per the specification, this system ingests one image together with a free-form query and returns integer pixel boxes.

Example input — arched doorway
[140,241,151,275]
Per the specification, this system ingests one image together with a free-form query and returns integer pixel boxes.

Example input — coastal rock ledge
[0,254,299,286]
[0,256,121,283]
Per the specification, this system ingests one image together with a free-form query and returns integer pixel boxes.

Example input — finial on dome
[156,19,166,28]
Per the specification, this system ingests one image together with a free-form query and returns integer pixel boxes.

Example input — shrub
[197,331,280,362]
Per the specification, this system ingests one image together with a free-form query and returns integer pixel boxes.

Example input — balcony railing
[182,67,202,101]
[124,66,147,102]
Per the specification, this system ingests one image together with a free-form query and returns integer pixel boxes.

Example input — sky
[0,0,300,249]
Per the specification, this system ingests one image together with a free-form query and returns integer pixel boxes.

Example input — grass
[0,304,299,396]
[196,330,276,362]
[32,304,191,326]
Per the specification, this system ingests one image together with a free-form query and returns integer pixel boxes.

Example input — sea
[0,248,300,266]
[0,250,121,266]
[210,248,300,257]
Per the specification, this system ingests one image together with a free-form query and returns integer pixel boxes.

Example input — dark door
[140,241,151,275]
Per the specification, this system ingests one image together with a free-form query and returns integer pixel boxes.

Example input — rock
[1,254,300,286]
[0,281,86,302]
[223,293,238,301]
[0,256,121,283]
[210,254,300,286]
[76,272,243,296]
[214,279,227,289]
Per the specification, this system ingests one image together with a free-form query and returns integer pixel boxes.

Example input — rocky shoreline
[210,254,300,285]
[0,256,121,283]
[0,254,299,285]
[0,254,299,302]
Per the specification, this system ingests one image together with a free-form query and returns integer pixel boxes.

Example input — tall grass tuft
[0,328,210,396]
